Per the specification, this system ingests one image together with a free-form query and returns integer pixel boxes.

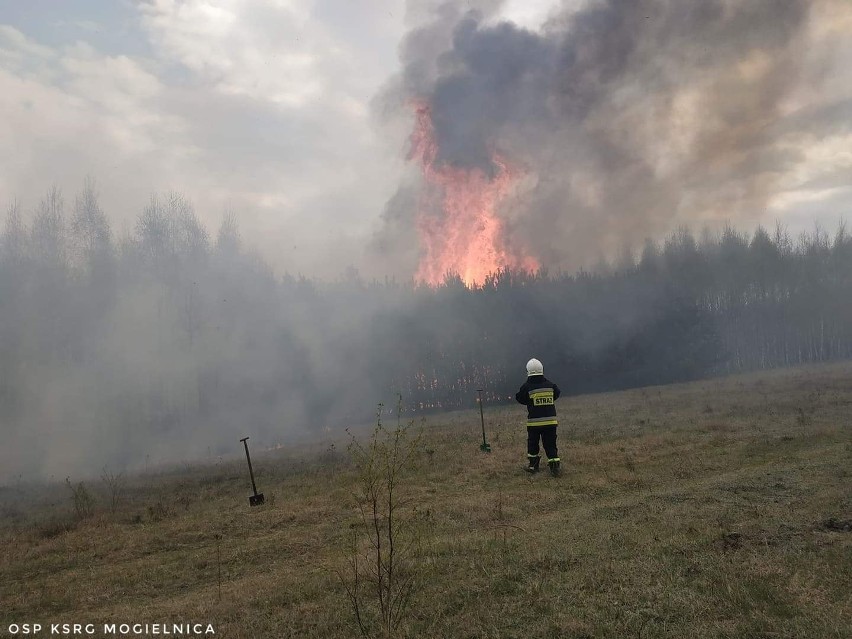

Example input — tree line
[1,181,850,475]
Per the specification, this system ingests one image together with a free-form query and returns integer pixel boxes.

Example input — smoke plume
[376,0,849,273]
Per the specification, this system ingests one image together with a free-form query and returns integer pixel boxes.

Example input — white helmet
[526,358,543,376]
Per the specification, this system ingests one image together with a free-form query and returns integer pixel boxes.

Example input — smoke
[2,1,850,485]
[376,0,849,272]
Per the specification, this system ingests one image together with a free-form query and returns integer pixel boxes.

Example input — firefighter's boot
[525,455,540,473]
[548,458,561,477]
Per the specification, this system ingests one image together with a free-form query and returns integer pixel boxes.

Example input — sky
[1,0,851,279]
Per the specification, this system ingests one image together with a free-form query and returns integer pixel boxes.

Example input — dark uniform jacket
[515,375,561,427]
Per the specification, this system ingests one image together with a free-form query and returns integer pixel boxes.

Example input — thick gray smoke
[376,0,849,271]
[2,1,850,486]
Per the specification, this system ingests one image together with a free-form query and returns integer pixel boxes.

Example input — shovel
[240,437,265,506]
[477,389,491,453]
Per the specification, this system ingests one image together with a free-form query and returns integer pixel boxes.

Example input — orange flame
[409,104,539,288]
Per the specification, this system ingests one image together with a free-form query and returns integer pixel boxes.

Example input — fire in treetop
[408,104,539,288]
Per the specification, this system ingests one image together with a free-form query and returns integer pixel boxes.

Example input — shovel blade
[480,443,491,453]
[249,493,265,506]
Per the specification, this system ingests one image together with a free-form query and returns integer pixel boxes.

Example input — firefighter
[515,358,561,475]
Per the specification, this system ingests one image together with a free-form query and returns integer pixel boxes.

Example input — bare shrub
[65,477,94,520]
[100,467,125,513]
[341,399,424,638]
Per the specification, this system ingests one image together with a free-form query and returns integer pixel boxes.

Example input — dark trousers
[527,426,558,460]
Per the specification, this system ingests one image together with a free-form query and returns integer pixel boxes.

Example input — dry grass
[1,363,851,638]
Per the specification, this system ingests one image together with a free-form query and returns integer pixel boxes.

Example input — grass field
[1,364,851,638]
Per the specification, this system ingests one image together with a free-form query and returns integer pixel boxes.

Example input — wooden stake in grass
[216,534,222,602]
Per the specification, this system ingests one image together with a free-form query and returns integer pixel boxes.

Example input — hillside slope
[1,364,851,638]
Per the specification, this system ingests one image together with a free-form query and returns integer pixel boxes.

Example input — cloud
[138,0,321,107]
[0,1,408,278]
[0,24,54,65]
[0,26,175,217]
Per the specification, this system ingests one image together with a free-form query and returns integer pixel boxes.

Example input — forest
[2,181,851,477]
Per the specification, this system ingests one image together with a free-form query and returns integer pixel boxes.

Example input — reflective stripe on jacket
[515,375,561,427]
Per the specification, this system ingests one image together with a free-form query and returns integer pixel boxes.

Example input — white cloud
[497,0,568,30]
[0,27,192,208]
[0,2,408,278]
[139,0,327,107]
[0,24,53,61]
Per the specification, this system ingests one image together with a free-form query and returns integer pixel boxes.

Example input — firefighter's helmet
[526,358,543,376]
